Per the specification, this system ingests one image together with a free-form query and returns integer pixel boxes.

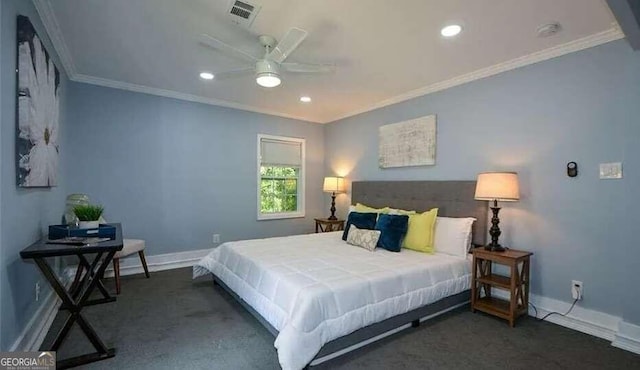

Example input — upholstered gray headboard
[351,181,488,246]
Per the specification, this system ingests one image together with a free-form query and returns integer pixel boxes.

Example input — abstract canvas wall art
[16,15,60,187]
[379,115,436,168]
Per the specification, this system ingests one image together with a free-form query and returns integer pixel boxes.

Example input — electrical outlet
[35,282,41,302]
[572,280,583,300]
[213,234,220,244]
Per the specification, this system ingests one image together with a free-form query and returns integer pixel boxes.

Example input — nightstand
[471,247,533,327]
[314,218,345,233]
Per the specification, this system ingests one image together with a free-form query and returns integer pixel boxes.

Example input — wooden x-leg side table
[20,223,123,369]
[471,247,533,327]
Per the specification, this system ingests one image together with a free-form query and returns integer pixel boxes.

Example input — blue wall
[66,82,325,255]
[621,70,640,325]
[324,40,640,324]
[0,0,70,350]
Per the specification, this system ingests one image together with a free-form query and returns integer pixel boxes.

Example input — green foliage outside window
[260,166,299,213]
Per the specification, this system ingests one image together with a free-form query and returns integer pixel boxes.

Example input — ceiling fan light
[256,72,281,88]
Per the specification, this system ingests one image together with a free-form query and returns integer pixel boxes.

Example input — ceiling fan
[198,28,334,88]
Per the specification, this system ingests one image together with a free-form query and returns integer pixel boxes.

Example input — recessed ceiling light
[199,72,214,80]
[441,24,462,37]
[300,96,311,103]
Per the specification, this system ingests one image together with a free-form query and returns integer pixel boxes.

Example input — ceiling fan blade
[268,28,308,63]
[199,34,258,64]
[212,67,254,80]
[281,62,335,73]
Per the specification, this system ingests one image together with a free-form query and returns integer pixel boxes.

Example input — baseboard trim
[9,248,212,352]
[491,290,619,341]
[9,290,58,352]
[12,248,640,358]
[612,321,640,355]
[530,294,619,341]
[9,269,75,351]
[102,248,212,278]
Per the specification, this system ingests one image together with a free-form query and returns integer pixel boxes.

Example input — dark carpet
[42,268,640,369]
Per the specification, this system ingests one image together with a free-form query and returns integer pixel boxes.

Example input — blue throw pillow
[375,214,409,252]
[342,212,378,241]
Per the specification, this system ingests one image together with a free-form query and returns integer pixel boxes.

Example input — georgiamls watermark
[0,352,55,370]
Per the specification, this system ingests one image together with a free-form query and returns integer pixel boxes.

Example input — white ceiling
[35,0,622,123]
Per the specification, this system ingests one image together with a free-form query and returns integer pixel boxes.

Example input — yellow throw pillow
[402,208,439,253]
[354,203,390,214]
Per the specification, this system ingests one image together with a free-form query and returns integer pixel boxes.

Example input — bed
[193,181,487,369]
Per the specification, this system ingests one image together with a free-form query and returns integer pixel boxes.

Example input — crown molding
[33,0,77,77]
[33,0,623,125]
[33,0,319,123]
[72,73,321,123]
[324,26,625,123]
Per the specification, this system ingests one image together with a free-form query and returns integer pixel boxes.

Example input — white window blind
[260,139,302,166]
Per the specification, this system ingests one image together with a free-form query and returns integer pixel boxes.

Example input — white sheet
[193,232,471,370]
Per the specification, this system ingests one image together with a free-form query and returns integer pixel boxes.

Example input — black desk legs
[79,254,112,301]
[66,253,115,307]
[34,251,117,369]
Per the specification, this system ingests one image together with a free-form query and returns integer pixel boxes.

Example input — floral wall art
[16,15,60,187]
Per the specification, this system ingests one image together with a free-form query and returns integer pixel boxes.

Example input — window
[257,134,305,220]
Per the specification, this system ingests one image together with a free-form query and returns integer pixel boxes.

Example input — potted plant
[73,204,104,229]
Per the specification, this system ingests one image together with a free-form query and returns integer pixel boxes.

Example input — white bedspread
[193,232,471,370]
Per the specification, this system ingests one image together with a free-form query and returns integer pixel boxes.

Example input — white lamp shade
[323,177,345,193]
[475,172,520,201]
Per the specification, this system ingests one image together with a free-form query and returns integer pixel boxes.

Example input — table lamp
[323,176,345,220]
[474,172,520,251]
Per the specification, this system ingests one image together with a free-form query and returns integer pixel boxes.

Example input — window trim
[257,134,306,220]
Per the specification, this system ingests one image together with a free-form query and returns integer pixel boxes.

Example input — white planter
[79,220,100,229]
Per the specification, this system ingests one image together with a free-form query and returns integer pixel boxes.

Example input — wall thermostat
[567,162,578,177]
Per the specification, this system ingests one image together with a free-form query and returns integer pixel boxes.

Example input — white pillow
[387,208,416,215]
[433,217,476,258]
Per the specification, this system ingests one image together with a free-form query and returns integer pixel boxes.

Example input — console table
[20,223,123,369]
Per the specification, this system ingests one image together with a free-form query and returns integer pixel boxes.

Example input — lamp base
[484,244,506,252]
[328,193,337,220]
[487,200,506,252]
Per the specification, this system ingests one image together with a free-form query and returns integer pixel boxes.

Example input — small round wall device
[567,162,578,177]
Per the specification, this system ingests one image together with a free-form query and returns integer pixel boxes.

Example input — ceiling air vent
[227,0,261,28]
